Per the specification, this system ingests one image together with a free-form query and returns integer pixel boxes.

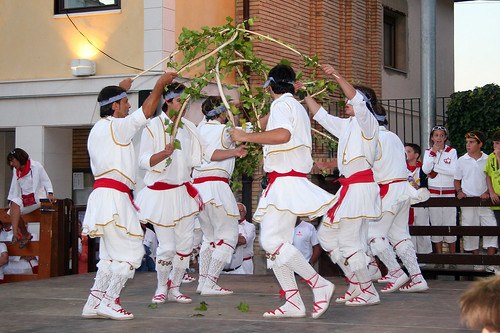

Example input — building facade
[0,0,454,210]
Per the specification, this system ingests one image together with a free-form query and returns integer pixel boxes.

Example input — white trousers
[411,207,432,254]
[460,206,498,251]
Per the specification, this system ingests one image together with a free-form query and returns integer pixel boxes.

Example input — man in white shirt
[223,203,256,274]
[293,218,321,266]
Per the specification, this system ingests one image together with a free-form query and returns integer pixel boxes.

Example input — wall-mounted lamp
[71,59,96,77]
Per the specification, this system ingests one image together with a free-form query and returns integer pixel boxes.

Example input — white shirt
[0,242,7,279]
[293,221,319,262]
[373,127,408,183]
[139,113,202,186]
[7,160,54,208]
[193,119,235,179]
[263,93,314,173]
[88,109,148,189]
[313,91,379,177]
[454,152,489,196]
[422,145,457,191]
[239,220,256,260]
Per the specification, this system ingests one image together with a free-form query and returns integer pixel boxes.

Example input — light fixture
[71,59,96,77]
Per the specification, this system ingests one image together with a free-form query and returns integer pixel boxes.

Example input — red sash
[148,181,203,211]
[93,178,139,211]
[326,169,375,221]
[264,170,307,197]
[193,176,229,184]
[378,179,407,199]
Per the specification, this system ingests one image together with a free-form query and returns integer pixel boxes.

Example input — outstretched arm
[322,64,356,100]
[141,72,178,119]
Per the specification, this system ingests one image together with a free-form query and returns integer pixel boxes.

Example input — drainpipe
[420,0,436,150]
[241,0,253,222]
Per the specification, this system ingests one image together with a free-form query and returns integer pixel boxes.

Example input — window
[55,0,120,15]
[383,7,407,72]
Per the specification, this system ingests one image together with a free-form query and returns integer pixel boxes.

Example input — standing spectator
[223,202,256,274]
[135,82,203,304]
[293,218,321,266]
[6,148,56,248]
[304,65,381,307]
[193,96,248,296]
[81,72,177,320]
[230,64,335,319]
[485,130,500,223]
[405,143,432,256]
[485,130,500,274]
[422,125,458,268]
[455,131,497,271]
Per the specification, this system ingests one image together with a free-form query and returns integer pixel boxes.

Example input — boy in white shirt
[454,130,497,271]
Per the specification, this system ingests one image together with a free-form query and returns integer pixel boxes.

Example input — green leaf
[173,139,182,150]
[165,157,172,168]
[148,303,158,309]
[236,302,250,312]
[194,301,208,311]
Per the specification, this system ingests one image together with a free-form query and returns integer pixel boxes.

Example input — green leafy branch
[150,17,337,184]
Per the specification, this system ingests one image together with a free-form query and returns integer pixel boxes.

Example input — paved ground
[0,273,475,333]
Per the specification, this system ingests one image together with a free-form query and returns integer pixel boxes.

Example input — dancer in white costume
[135,83,203,305]
[304,64,381,307]
[230,64,335,319]
[193,96,248,296]
[81,72,177,320]
[368,118,430,294]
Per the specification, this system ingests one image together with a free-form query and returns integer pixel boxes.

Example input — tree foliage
[164,17,338,191]
[447,83,500,156]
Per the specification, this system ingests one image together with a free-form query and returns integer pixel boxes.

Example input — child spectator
[485,130,500,225]
[422,125,458,268]
[459,275,500,333]
[405,143,432,256]
[455,130,497,271]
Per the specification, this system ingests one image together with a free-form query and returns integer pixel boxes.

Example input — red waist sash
[193,176,229,184]
[148,181,203,211]
[326,169,375,221]
[264,170,307,197]
[378,179,407,199]
[93,178,139,211]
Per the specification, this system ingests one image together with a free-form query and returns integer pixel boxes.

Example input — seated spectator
[5,148,56,248]
[0,221,39,275]
[0,221,8,283]
[137,223,157,272]
[222,203,256,275]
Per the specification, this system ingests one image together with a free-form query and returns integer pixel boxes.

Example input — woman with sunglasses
[422,126,458,267]
[5,148,56,248]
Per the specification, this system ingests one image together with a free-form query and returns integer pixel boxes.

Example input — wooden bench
[411,196,500,280]
[1,200,62,283]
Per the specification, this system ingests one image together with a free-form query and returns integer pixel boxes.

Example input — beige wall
[381,0,454,99]
[0,1,144,80]
[175,0,236,38]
